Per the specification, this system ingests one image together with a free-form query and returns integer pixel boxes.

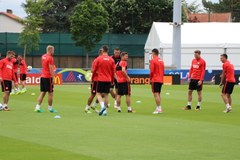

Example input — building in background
[188,13,232,22]
[0,9,24,33]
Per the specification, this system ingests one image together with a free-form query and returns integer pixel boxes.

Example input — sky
[0,0,220,18]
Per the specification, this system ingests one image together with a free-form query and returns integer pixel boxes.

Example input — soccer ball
[102,110,107,116]
[27,66,33,71]
[0,103,3,111]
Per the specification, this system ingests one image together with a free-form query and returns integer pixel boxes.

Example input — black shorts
[1,80,12,92]
[91,81,97,94]
[189,79,203,91]
[222,82,235,94]
[20,74,27,81]
[118,82,131,96]
[110,79,118,89]
[96,81,111,94]
[40,77,54,92]
[152,82,163,93]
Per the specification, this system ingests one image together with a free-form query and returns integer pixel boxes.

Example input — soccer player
[10,56,20,95]
[115,52,134,113]
[35,45,57,113]
[0,51,17,111]
[219,54,235,113]
[84,49,103,113]
[150,49,164,114]
[18,55,27,93]
[183,50,206,110]
[110,47,121,108]
[92,45,115,116]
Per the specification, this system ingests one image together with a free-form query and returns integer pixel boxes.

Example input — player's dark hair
[102,45,109,52]
[194,50,201,55]
[221,53,228,59]
[121,52,128,57]
[114,47,120,51]
[152,49,159,55]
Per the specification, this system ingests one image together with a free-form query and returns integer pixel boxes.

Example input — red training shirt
[223,60,235,83]
[189,58,206,81]
[0,57,17,82]
[12,58,18,73]
[19,59,27,74]
[91,58,98,82]
[41,53,54,78]
[150,57,164,83]
[92,54,115,82]
[116,61,128,83]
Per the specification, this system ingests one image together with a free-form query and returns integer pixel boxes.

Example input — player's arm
[219,70,225,87]
[111,61,115,83]
[198,61,206,85]
[12,68,17,83]
[49,65,54,78]
[0,61,3,81]
[149,60,154,82]
[188,63,193,81]
[122,66,130,83]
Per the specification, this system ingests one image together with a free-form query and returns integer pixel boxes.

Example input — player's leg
[125,83,133,112]
[20,74,27,93]
[227,94,232,106]
[152,83,162,114]
[35,78,47,112]
[2,80,12,111]
[96,82,106,115]
[35,92,46,112]
[196,90,202,110]
[85,82,97,113]
[126,95,133,112]
[47,92,56,112]
[109,87,117,107]
[47,78,56,113]
[10,81,15,95]
[13,73,20,95]
[116,94,121,112]
[2,91,10,111]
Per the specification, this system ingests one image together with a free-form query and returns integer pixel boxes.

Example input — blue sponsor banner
[29,68,240,83]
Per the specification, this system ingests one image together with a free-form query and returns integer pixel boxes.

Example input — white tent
[144,22,240,69]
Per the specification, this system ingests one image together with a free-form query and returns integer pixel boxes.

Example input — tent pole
[172,0,182,69]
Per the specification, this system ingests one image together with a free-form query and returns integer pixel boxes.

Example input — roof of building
[0,11,22,22]
[188,13,232,22]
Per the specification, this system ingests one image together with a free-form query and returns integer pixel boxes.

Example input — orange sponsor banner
[129,75,172,85]
[163,76,173,85]
[25,74,62,85]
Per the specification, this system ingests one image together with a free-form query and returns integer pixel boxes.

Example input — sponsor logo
[26,74,62,85]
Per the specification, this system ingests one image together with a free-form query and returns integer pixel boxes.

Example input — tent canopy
[145,22,240,49]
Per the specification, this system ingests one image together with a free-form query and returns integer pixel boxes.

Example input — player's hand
[188,78,191,83]
[127,76,131,83]
[198,80,202,86]
[219,83,223,88]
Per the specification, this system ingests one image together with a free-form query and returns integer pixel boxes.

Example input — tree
[69,0,108,67]
[182,0,203,13]
[19,0,52,59]
[41,0,83,33]
[202,0,240,22]
[100,0,174,34]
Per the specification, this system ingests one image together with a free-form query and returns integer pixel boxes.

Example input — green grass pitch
[0,84,240,160]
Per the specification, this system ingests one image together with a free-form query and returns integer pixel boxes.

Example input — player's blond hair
[47,45,54,52]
